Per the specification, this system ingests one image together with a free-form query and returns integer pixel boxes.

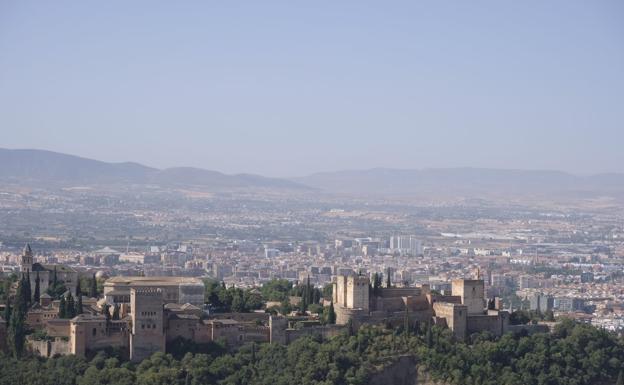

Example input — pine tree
[58,295,67,318]
[33,271,41,304]
[90,273,98,298]
[327,301,336,324]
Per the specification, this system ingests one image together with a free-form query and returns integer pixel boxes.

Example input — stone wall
[466,314,505,337]
[28,337,71,358]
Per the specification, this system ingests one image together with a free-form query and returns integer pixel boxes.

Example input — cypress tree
[102,303,111,321]
[52,266,58,289]
[17,276,28,314]
[307,276,313,305]
[327,301,336,324]
[59,295,67,318]
[76,292,83,315]
[33,271,41,304]
[426,322,433,348]
[403,304,410,335]
[66,293,76,318]
[313,288,320,304]
[24,272,31,305]
[8,304,26,357]
[112,304,120,320]
[90,273,98,298]
[386,269,391,288]
[76,277,82,297]
[3,298,11,326]
[300,292,308,313]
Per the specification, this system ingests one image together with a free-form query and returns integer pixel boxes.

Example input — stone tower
[451,279,485,315]
[130,287,165,362]
[21,243,33,273]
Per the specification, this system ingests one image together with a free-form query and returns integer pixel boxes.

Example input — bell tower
[21,243,33,273]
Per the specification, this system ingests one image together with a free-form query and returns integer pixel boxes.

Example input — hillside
[0,148,308,191]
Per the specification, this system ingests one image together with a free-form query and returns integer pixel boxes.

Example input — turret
[21,243,33,273]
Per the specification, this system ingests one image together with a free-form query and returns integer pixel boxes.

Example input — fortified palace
[1,246,544,361]
[331,274,511,340]
[268,273,539,344]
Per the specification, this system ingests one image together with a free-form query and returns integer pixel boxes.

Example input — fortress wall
[378,288,421,298]
[466,314,504,337]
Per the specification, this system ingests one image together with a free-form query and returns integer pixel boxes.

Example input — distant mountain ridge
[293,167,624,197]
[0,148,309,190]
[3,148,624,197]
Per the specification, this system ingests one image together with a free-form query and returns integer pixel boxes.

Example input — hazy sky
[1,1,623,177]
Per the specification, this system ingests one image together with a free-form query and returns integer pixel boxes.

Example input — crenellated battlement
[131,288,163,297]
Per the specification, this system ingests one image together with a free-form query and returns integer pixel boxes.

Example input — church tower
[21,243,33,273]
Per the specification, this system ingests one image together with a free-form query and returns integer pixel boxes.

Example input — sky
[1,1,623,177]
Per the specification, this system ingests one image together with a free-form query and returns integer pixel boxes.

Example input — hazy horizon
[1,1,623,177]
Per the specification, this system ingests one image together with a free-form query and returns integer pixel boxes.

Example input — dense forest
[0,318,622,385]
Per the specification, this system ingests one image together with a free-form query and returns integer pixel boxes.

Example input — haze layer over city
[0,2,623,385]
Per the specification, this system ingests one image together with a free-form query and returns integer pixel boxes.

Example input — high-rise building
[390,235,423,256]
[530,293,553,313]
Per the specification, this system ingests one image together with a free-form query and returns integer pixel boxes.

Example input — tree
[306,276,313,305]
[90,273,98,298]
[231,290,245,313]
[102,303,111,321]
[33,271,41,304]
[112,304,120,320]
[372,273,380,296]
[76,291,83,315]
[617,370,623,385]
[24,272,31,305]
[327,301,336,324]
[386,269,392,288]
[3,298,11,326]
[76,276,82,297]
[17,276,29,315]
[52,266,58,288]
[403,304,410,335]
[59,295,67,318]
[8,278,27,357]
[7,303,26,357]
[66,293,76,318]
[426,322,433,348]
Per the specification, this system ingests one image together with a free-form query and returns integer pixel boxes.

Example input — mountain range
[0,148,308,190]
[2,148,624,197]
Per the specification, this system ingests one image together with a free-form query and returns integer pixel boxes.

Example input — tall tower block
[130,288,165,362]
